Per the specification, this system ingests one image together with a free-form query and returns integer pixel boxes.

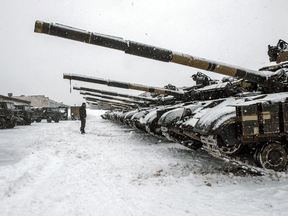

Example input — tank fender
[123,110,139,125]
[158,107,185,126]
[139,108,157,125]
[145,110,158,125]
[180,104,213,130]
[131,110,148,121]
[215,120,241,148]
[146,104,184,126]
[158,104,202,126]
[193,106,236,135]
[131,110,149,127]
[123,110,138,121]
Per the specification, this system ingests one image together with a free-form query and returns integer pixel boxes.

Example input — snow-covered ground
[1,109,288,215]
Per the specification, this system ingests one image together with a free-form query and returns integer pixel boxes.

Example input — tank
[83,94,155,127]
[75,87,163,128]
[87,102,131,120]
[67,73,191,136]
[35,20,288,171]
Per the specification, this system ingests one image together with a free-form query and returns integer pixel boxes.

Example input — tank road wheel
[259,143,287,171]
[253,145,263,167]
[218,143,243,155]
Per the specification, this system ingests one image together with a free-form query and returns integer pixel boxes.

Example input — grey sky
[1,0,287,106]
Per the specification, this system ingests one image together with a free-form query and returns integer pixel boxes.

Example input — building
[11,94,68,108]
[0,94,31,105]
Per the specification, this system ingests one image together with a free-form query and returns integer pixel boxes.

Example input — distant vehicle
[0,101,17,129]
[42,107,61,123]
[15,104,33,125]
[59,106,68,120]
[31,107,43,122]
[71,106,80,120]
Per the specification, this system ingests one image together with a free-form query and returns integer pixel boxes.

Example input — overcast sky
[1,0,288,106]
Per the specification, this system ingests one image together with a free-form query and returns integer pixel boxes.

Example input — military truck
[31,107,43,122]
[15,104,33,125]
[0,101,17,129]
[41,107,61,123]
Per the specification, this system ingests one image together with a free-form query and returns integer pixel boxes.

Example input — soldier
[79,102,87,134]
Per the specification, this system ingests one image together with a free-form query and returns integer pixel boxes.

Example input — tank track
[111,119,281,175]
[161,127,271,175]
[145,125,166,140]
[200,135,271,175]
[161,127,199,149]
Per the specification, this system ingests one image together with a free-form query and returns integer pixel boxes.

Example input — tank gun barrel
[36,21,269,84]
[74,86,157,103]
[88,102,130,110]
[64,73,184,98]
[80,91,147,106]
[84,96,138,108]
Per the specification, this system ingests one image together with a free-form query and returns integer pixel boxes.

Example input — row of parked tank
[35,20,288,172]
[0,102,68,129]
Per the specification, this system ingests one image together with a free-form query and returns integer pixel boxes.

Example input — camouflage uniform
[79,103,86,134]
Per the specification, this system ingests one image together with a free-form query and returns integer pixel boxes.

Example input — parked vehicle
[31,107,43,122]
[0,101,17,129]
[42,107,61,123]
[15,105,33,125]
[71,106,80,120]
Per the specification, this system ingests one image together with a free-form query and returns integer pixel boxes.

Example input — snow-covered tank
[35,20,288,171]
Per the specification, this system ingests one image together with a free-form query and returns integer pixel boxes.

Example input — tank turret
[267,39,288,63]
[65,73,247,102]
